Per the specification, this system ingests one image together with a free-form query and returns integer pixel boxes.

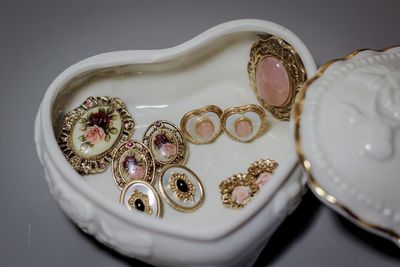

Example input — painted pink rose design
[128,165,145,180]
[123,155,145,180]
[256,172,270,189]
[160,143,176,159]
[154,133,176,159]
[232,185,252,205]
[84,125,106,145]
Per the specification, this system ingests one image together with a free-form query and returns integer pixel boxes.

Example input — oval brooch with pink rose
[57,96,134,175]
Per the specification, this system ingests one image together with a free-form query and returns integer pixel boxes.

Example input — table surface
[1,0,400,266]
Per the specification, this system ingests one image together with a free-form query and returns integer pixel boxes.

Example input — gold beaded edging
[120,180,163,218]
[169,172,196,202]
[57,96,134,175]
[248,36,307,121]
[128,190,153,215]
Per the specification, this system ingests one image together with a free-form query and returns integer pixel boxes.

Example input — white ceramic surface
[299,47,400,246]
[34,19,316,266]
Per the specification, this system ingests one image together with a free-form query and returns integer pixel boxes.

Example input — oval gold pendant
[157,165,204,212]
[142,120,187,167]
[57,96,134,175]
[112,140,155,190]
[120,180,163,218]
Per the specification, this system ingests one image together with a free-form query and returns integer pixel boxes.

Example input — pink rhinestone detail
[86,99,94,108]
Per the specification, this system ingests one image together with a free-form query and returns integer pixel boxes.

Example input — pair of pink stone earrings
[180,104,267,144]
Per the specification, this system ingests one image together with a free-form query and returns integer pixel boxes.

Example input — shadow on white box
[34,19,317,266]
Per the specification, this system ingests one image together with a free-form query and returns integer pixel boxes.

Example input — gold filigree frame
[112,140,155,190]
[180,105,223,144]
[143,120,187,168]
[248,36,307,120]
[293,46,400,244]
[168,172,196,201]
[221,104,267,142]
[158,165,204,213]
[247,159,279,177]
[120,180,163,218]
[218,173,259,209]
[127,190,153,215]
[57,96,134,175]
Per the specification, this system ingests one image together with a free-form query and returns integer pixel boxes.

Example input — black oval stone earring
[157,164,205,213]
[120,180,163,218]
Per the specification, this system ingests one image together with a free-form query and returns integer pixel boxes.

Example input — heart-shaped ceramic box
[34,20,317,266]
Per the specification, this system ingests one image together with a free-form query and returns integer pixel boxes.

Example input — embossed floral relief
[343,64,400,160]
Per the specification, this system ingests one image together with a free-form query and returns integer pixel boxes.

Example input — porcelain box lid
[294,47,400,246]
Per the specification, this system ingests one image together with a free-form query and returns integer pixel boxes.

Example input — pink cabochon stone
[196,120,214,139]
[235,119,252,138]
[256,56,290,107]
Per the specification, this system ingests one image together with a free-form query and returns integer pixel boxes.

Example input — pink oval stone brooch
[57,96,134,175]
[248,36,307,120]
[219,159,279,209]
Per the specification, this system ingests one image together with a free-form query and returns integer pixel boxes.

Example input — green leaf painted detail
[109,127,118,134]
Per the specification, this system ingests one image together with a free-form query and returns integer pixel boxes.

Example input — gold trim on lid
[293,46,400,244]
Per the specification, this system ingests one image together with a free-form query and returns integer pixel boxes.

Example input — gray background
[1,0,400,266]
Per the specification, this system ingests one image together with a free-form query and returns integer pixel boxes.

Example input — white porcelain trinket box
[34,19,318,266]
[295,47,400,246]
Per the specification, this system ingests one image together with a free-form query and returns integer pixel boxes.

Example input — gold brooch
[143,120,187,168]
[248,36,307,120]
[112,140,156,190]
[57,96,134,175]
